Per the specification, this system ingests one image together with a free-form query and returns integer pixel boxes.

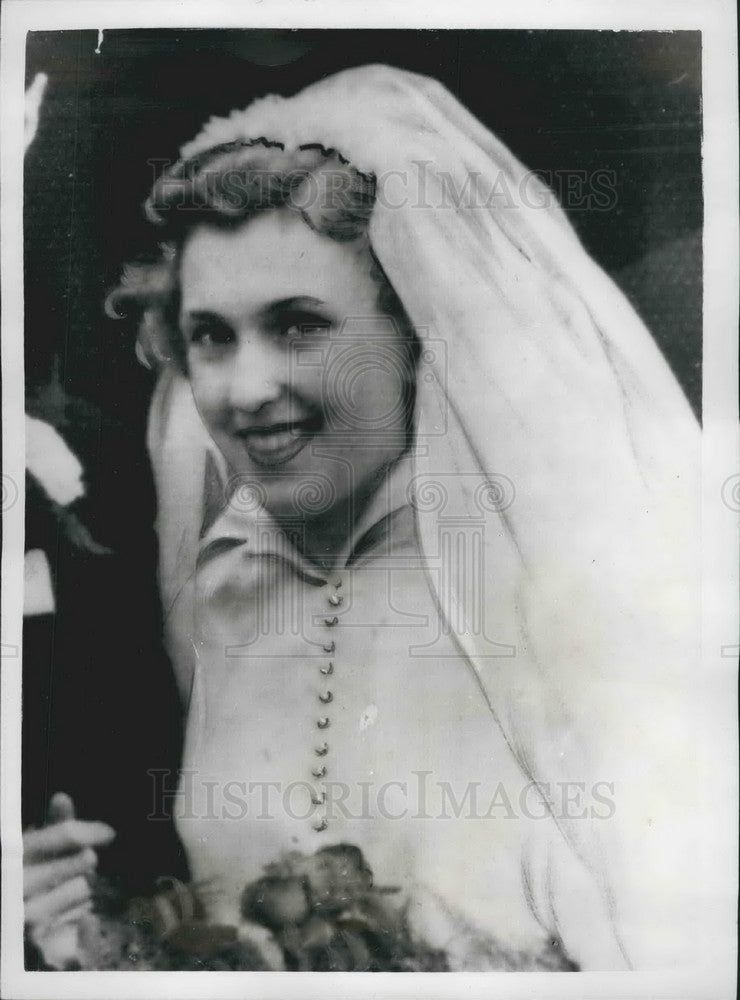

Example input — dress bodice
[164,456,622,970]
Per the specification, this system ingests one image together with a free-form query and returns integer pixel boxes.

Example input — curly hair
[107,140,416,373]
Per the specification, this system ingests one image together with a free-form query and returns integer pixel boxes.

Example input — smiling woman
[109,143,419,563]
[24,63,711,972]
[178,212,414,557]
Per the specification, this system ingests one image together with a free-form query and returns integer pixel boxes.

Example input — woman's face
[179,208,415,518]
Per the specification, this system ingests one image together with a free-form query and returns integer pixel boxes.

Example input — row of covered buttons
[311,578,343,832]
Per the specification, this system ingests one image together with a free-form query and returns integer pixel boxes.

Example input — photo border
[2,2,737,998]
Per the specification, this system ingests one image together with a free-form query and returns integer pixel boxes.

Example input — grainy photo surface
[2,7,738,999]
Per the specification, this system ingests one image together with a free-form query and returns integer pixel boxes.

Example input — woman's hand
[23,792,115,968]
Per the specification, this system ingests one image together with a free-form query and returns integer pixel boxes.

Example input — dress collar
[197,449,415,581]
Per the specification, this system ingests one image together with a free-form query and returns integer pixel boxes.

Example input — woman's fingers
[24,847,98,899]
[27,901,94,968]
[46,792,75,824]
[49,900,94,928]
[24,819,115,862]
[31,901,93,945]
[24,875,92,927]
[23,797,111,967]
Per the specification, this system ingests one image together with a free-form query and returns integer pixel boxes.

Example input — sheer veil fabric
[147,65,714,969]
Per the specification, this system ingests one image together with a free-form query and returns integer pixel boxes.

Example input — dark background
[20,30,703,918]
[25,28,703,423]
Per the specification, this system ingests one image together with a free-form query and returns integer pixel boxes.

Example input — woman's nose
[226,335,284,414]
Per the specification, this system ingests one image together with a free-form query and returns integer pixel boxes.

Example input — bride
[24,64,709,972]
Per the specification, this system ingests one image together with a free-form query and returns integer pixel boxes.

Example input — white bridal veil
[148,65,717,969]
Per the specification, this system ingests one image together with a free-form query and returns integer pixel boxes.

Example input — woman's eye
[280,312,331,338]
[188,321,234,347]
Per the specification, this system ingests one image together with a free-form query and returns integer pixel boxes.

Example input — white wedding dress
[151,382,620,970]
[145,65,719,971]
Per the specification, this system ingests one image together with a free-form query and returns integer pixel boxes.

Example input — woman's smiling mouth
[234,415,323,468]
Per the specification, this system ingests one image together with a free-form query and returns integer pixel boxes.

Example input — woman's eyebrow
[259,296,328,319]
[181,298,328,327]
[179,308,229,326]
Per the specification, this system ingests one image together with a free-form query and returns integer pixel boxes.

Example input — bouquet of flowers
[76,844,450,971]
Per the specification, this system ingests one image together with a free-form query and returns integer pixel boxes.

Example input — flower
[25,415,84,507]
[239,844,448,972]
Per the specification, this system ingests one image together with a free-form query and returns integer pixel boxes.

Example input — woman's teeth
[237,419,319,466]
[251,429,298,451]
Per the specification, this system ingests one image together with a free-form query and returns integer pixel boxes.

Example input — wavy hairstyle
[106,140,417,373]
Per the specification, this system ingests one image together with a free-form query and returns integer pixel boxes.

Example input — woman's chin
[226,466,347,524]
